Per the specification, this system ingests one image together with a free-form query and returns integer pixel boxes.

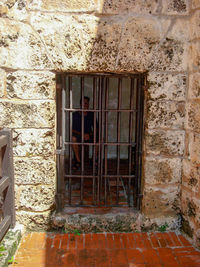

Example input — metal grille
[56,73,146,210]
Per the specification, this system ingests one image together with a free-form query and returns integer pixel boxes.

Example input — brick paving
[12,232,200,267]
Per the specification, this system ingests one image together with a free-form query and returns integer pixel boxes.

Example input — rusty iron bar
[127,78,134,206]
[80,77,84,205]
[104,78,109,205]
[97,77,101,204]
[92,77,97,205]
[116,78,122,205]
[68,77,73,205]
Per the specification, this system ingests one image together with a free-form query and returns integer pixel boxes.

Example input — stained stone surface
[145,130,185,156]
[0,100,55,128]
[0,69,5,97]
[169,18,189,42]
[100,0,159,14]
[181,191,200,229]
[16,210,52,230]
[117,17,165,72]
[144,157,182,185]
[6,71,56,99]
[16,185,55,211]
[192,0,200,9]
[188,73,200,99]
[182,160,200,193]
[147,101,185,129]
[186,101,200,131]
[27,0,98,12]
[13,129,55,157]
[188,42,200,71]
[29,13,122,71]
[161,0,188,15]
[148,73,186,101]
[190,10,200,40]
[143,185,180,217]
[14,157,56,185]
[0,18,53,69]
[0,0,28,21]
[188,132,200,163]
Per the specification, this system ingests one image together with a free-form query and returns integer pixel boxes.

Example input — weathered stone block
[182,160,200,193]
[146,130,185,156]
[16,185,55,212]
[148,73,186,101]
[27,0,98,12]
[143,185,180,217]
[181,190,200,228]
[168,19,189,42]
[147,101,185,129]
[144,157,181,184]
[6,71,56,99]
[192,0,200,9]
[16,210,52,230]
[13,129,55,157]
[188,43,200,71]
[118,17,187,71]
[188,132,200,163]
[0,0,28,21]
[148,38,187,72]
[99,0,159,14]
[30,13,122,71]
[0,69,5,97]
[0,100,55,128]
[188,73,200,100]
[190,10,200,40]
[14,157,56,185]
[186,101,200,131]
[117,17,167,72]
[0,18,52,69]
[161,0,189,15]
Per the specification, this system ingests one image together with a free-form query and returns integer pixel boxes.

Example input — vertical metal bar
[97,77,102,204]
[104,78,109,204]
[56,76,66,211]
[116,78,122,205]
[69,76,72,205]
[92,77,97,205]
[136,75,145,210]
[134,75,142,208]
[80,77,84,205]
[128,78,134,206]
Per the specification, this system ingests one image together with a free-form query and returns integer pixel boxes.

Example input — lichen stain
[187,200,196,217]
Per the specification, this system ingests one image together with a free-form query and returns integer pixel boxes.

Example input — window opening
[56,73,146,210]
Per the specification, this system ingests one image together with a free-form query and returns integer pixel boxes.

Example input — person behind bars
[72,96,98,170]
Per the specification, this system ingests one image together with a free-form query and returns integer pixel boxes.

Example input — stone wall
[0,0,199,245]
[181,1,200,248]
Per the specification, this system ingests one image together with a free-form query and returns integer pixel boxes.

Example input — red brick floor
[12,232,200,267]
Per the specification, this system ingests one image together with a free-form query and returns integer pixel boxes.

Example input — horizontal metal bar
[0,135,8,149]
[64,108,138,112]
[0,216,11,241]
[64,204,135,208]
[64,174,135,178]
[0,176,9,194]
[64,142,136,146]
[58,72,146,77]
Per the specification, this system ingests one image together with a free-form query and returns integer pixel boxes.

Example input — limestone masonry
[0,0,199,248]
